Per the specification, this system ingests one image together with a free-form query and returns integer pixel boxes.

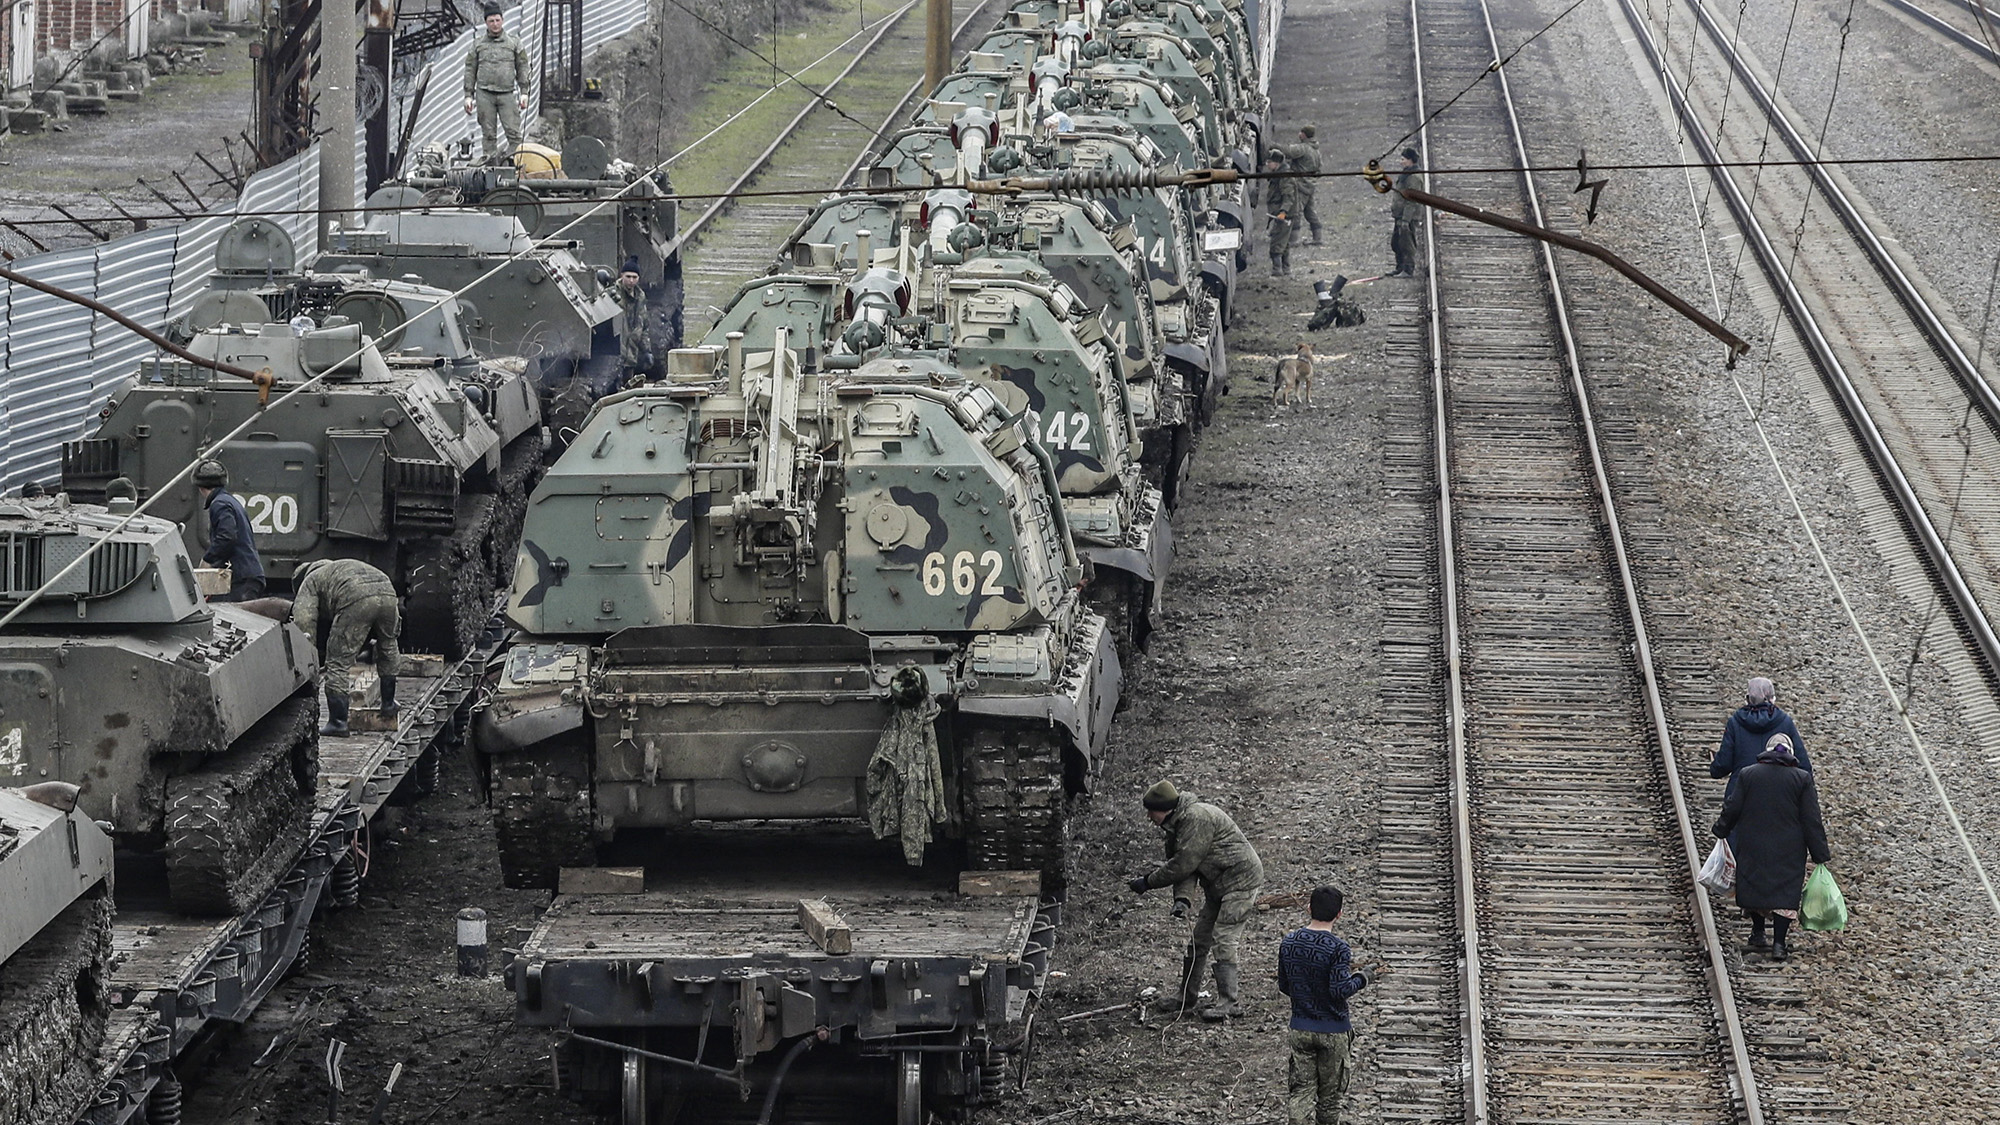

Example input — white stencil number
[1043,411,1092,452]
[244,493,300,535]
[921,550,1006,597]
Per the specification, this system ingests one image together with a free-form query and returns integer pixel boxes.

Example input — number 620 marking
[922,550,1005,597]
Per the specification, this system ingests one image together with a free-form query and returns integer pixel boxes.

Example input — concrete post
[319,0,359,250]
[456,907,489,977]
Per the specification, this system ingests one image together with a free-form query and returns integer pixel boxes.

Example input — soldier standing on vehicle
[1390,147,1422,276]
[291,558,403,736]
[1265,152,1296,277]
[1285,126,1324,246]
[194,459,266,602]
[614,257,653,385]
[463,2,533,162]
[1128,780,1266,1021]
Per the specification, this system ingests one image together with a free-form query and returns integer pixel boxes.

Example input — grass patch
[664,0,918,199]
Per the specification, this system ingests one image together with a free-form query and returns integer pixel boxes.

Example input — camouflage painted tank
[63,316,542,657]
[0,783,115,1125]
[474,336,1120,890]
[0,496,318,914]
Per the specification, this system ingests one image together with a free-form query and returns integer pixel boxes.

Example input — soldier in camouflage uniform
[463,3,534,161]
[1128,780,1266,1021]
[614,257,653,385]
[1285,126,1324,246]
[1264,153,1296,276]
[293,558,402,736]
[1390,147,1423,276]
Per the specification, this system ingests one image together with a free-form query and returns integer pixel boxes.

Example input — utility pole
[925,0,951,96]
[362,0,395,194]
[320,0,359,249]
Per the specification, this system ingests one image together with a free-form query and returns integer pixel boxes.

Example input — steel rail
[838,0,1008,188]
[1881,0,2000,63]
[1403,3,1485,1122]
[1673,0,2000,436]
[1621,0,2000,684]
[1412,0,1766,1117]
[665,0,926,261]
[1471,1,1766,1118]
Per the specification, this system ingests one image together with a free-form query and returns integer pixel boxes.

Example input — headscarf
[1756,731,1801,766]
[1745,676,1777,705]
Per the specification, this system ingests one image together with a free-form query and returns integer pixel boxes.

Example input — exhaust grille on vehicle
[0,533,46,597]
[88,541,146,595]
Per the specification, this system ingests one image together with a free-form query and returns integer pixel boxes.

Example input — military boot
[378,675,399,722]
[1154,946,1209,1014]
[321,693,351,736]
[1200,962,1244,1021]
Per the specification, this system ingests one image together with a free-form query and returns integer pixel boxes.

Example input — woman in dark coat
[1713,676,1810,799]
[1713,737,1831,961]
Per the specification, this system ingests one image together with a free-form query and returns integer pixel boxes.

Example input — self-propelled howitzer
[475,336,1120,890]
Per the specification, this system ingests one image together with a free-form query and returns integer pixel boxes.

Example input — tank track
[491,741,596,889]
[0,890,112,1125]
[485,433,547,590]
[403,496,496,659]
[546,373,601,452]
[1088,572,1152,666]
[164,691,319,916]
[959,724,1069,894]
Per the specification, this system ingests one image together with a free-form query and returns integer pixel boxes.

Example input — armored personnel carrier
[63,316,541,656]
[0,495,318,914]
[0,783,116,1125]
[399,134,684,359]
[476,332,1120,890]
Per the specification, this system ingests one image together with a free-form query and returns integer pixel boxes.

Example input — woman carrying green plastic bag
[1713,733,1831,960]
[1801,863,1848,931]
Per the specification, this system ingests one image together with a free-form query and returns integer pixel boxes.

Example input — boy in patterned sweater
[1276,886,1369,1125]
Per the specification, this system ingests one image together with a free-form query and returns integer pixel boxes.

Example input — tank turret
[476,337,1118,890]
[0,498,317,913]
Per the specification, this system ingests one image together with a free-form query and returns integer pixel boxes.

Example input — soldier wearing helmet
[292,557,403,736]
[194,459,266,602]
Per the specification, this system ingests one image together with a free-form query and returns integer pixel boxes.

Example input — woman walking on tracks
[1713,734,1831,961]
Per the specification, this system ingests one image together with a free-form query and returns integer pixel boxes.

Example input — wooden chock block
[399,654,448,677]
[798,898,852,955]
[346,706,401,733]
[958,870,1042,897]
[559,866,646,895]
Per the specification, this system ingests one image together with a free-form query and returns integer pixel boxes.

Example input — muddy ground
[0,30,255,258]
[166,0,2000,1121]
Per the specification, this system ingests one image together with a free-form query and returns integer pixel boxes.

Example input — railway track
[1619,0,2000,688]
[1880,0,2000,64]
[675,0,1004,322]
[1616,0,2000,808]
[1393,0,1785,1118]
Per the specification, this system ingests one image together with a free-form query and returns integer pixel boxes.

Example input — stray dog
[1273,342,1313,409]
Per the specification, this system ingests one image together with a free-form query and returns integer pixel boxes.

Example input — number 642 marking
[922,550,1005,597]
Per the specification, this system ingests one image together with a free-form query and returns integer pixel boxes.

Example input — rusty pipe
[1377,181,1750,360]
[0,264,278,401]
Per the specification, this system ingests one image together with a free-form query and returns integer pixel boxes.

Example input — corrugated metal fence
[0,0,649,493]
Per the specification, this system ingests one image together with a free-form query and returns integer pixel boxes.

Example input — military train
[480,0,1267,1120]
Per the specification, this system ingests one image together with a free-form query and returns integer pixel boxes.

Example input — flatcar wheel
[621,1052,647,1125]
[894,1051,924,1125]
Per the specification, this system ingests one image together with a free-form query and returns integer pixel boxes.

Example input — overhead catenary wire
[12,151,2000,231]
